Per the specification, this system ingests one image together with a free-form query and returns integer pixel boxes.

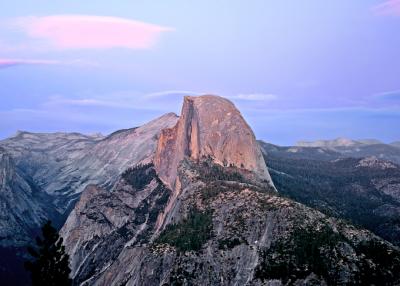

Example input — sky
[0,0,399,145]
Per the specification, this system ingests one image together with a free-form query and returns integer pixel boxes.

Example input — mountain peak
[296,137,358,148]
[296,137,384,148]
[154,95,274,190]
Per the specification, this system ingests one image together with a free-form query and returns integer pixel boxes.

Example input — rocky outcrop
[154,95,273,191]
[60,164,171,282]
[356,156,398,170]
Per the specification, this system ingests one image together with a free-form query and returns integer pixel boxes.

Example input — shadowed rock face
[60,164,172,282]
[154,95,274,191]
[0,147,50,247]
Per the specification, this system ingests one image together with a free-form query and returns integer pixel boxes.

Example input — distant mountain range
[294,137,400,164]
[297,137,383,148]
[259,141,400,246]
[1,96,400,285]
[392,141,400,148]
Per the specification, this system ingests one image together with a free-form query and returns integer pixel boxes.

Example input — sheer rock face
[60,165,172,281]
[154,95,273,191]
[60,184,138,275]
[0,148,49,247]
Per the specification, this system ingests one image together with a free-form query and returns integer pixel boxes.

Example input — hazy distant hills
[294,137,400,164]
[392,141,400,148]
[297,137,400,150]
[297,137,383,148]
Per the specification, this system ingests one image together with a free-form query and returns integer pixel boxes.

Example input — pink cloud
[0,58,60,68]
[15,15,173,50]
[373,0,400,16]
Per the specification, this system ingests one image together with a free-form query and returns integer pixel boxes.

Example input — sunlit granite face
[154,95,274,191]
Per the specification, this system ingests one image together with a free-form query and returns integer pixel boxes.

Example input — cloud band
[14,15,173,50]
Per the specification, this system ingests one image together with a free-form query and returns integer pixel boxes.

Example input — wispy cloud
[0,91,184,138]
[0,58,98,69]
[372,0,400,16]
[41,90,201,112]
[12,15,174,50]
[144,90,202,98]
[230,93,278,101]
[372,89,400,101]
[0,58,60,68]
[43,95,138,110]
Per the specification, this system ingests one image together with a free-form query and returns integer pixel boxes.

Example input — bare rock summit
[154,95,274,190]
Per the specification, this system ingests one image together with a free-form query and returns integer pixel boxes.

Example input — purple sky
[0,0,399,145]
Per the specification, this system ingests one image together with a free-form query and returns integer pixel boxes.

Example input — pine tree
[25,220,72,286]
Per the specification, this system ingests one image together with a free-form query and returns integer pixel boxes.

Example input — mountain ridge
[0,112,178,248]
[296,137,400,149]
[296,137,384,148]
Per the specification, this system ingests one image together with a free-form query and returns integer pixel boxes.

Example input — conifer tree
[25,220,72,286]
